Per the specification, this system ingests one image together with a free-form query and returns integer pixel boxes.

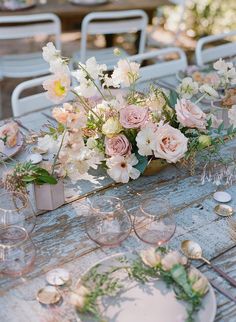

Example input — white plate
[0,0,36,11]
[77,253,216,322]
[0,132,24,161]
[69,0,109,6]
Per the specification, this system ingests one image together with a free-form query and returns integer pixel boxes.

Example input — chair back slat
[80,10,148,63]
[195,30,236,66]
[128,47,187,82]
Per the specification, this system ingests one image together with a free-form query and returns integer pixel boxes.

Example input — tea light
[26,153,43,165]
[36,286,61,305]
[214,204,234,217]
[213,191,232,203]
[46,268,71,286]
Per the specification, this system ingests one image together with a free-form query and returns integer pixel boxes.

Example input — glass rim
[90,196,124,214]
[140,197,171,218]
[0,191,28,212]
[0,225,29,248]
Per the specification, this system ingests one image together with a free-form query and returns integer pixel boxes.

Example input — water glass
[86,196,132,247]
[0,226,36,276]
[0,192,36,233]
[133,197,176,246]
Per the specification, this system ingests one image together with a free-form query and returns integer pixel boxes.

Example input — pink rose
[175,99,207,130]
[119,105,148,129]
[154,123,188,163]
[105,134,131,157]
[0,122,19,148]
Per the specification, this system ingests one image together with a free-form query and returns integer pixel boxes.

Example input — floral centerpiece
[36,43,236,184]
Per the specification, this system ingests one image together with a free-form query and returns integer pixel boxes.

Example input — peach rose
[154,123,188,163]
[0,122,19,148]
[105,134,131,157]
[175,99,207,130]
[119,105,148,129]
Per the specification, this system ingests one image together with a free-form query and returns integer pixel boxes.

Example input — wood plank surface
[0,74,236,322]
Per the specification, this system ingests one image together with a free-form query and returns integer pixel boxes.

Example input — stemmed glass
[0,192,36,233]
[86,196,132,247]
[0,226,36,276]
[133,197,176,246]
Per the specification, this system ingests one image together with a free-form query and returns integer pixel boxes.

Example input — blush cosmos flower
[105,134,131,157]
[154,123,188,163]
[43,73,70,103]
[106,154,140,183]
[175,99,207,130]
[119,105,148,129]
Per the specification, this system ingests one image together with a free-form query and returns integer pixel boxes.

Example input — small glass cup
[133,197,176,246]
[0,226,36,276]
[86,196,132,247]
[0,192,36,233]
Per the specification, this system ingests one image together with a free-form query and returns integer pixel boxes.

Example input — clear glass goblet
[0,192,36,233]
[0,226,36,276]
[133,197,176,246]
[86,196,132,247]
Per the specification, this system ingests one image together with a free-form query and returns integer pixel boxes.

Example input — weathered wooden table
[0,0,169,29]
[0,76,236,322]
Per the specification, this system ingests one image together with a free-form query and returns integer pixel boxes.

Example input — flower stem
[195,93,207,104]
[51,130,67,176]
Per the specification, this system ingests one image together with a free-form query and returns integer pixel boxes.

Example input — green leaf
[227,124,234,135]
[22,176,36,182]
[38,175,57,184]
[168,90,179,108]
[217,121,224,133]
[134,152,148,174]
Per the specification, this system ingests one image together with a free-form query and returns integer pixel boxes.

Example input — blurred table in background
[0,0,168,30]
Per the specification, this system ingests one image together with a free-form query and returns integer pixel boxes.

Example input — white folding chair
[11,76,74,117]
[195,30,236,66]
[147,0,186,47]
[128,47,187,83]
[71,10,148,71]
[0,13,61,79]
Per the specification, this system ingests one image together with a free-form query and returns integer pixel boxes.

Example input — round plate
[77,253,216,322]
[69,0,109,6]
[0,132,24,161]
[36,285,61,305]
[0,0,36,11]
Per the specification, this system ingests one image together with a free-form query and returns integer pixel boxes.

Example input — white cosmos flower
[42,42,61,63]
[136,126,156,156]
[112,59,140,87]
[74,79,98,98]
[177,77,198,99]
[213,58,229,74]
[49,59,69,74]
[199,84,219,98]
[106,154,140,183]
[228,105,236,127]
[37,134,59,154]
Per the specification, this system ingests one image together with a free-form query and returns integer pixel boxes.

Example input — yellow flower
[102,117,123,137]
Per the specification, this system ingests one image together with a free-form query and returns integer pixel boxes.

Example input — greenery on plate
[70,248,209,322]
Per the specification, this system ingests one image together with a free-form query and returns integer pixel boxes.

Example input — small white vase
[34,180,65,211]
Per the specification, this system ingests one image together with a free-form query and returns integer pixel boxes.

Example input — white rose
[192,276,209,296]
[102,117,123,137]
[140,248,161,267]
[154,123,188,163]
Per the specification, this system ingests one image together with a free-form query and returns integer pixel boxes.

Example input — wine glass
[86,196,132,247]
[0,226,36,276]
[0,192,36,233]
[133,197,176,246]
